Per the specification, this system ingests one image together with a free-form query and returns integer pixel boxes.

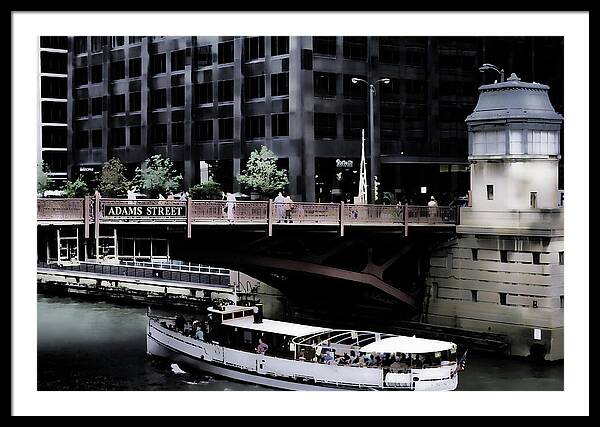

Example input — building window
[380,107,402,141]
[530,191,538,208]
[91,129,102,148]
[379,37,401,64]
[560,295,564,308]
[110,36,125,49]
[194,82,213,104]
[500,250,508,263]
[343,74,368,99]
[129,36,143,45]
[527,130,560,155]
[343,114,366,140]
[343,37,367,61]
[171,49,186,72]
[314,113,337,139]
[406,49,425,66]
[218,80,234,102]
[472,129,506,155]
[150,53,166,75]
[91,36,104,53]
[91,65,103,84]
[380,78,401,102]
[532,252,541,265]
[313,36,336,56]
[74,37,87,54]
[314,72,336,98]
[151,124,167,145]
[487,184,494,200]
[129,92,141,112]
[244,36,265,61]
[74,99,88,118]
[91,97,103,116]
[171,86,185,108]
[509,129,524,154]
[41,102,67,123]
[245,76,265,100]
[196,45,212,67]
[42,127,67,149]
[499,293,507,305]
[112,94,125,114]
[172,122,185,145]
[559,252,564,265]
[129,58,141,78]
[271,73,289,97]
[111,61,125,81]
[218,41,234,64]
[471,290,478,302]
[271,36,289,56]
[245,115,265,140]
[193,120,213,142]
[111,127,126,147]
[74,67,87,86]
[432,282,439,298]
[219,118,233,140]
[272,113,289,137]
[130,126,141,145]
[75,130,88,149]
[150,89,167,110]
[471,248,478,260]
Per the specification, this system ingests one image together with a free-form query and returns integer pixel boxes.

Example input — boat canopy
[359,336,455,354]
[221,316,330,338]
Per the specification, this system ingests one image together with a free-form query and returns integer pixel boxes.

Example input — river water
[37,294,563,391]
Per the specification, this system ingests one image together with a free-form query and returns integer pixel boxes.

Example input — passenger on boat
[175,314,186,332]
[348,350,359,365]
[255,338,268,355]
[323,350,335,365]
[195,328,204,341]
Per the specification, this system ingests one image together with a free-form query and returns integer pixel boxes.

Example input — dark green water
[37,294,563,391]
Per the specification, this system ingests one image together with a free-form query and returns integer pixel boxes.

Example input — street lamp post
[479,63,505,83]
[351,77,390,204]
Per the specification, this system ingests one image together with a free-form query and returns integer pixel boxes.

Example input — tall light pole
[351,77,390,203]
[479,63,504,83]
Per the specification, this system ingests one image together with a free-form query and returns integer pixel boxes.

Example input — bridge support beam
[267,199,273,237]
[339,202,345,237]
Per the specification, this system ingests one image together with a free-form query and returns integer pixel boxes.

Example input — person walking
[274,191,285,223]
[284,195,294,223]
[226,192,236,221]
[428,195,438,223]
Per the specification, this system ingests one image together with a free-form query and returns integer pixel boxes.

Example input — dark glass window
[244,37,265,61]
[91,36,105,53]
[151,124,167,145]
[271,73,289,96]
[407,79,426,95]
[272,113,289,137]
[314,72,336,98]
[110,36,125,48]
[343,74,367,99]
[41,102,67,123]
[75,130,88,149]
[42,127,67,148]
[129,36,143,44]
[172,122,185,144]
[193,120,213,142]
[196,45,212,67]
[313,37,336,56]
[129,92,141,112]
[150,89,167,110]
[343,37,367,61]
[40,36,68,50]
[91,129,103,147]
[111,61,125,80]
[171,86,185,107]
[40,51,67,74]
[74,99,88,118]
[74,37,87,54]
[271,36,289,56]
[91,65,103,83]
[171,49,186,71]
[41,76,67,98]
[194,82,213,104]
[219,118,233,140]
[129,58,141,78]
[218,80,234,102]
[130,126,141,145]
[406,49,425,66]
[380,106,401,141]
[91,97,103,116]
[112,94,125,114]
[245,115,265,139]
[380,78,401,102]
[343,114,366,140]
[314,113,337,139]
[245,76,265,99]
[74,67,87,86]
[379,37,401,64]
[111,127,126,147]
[218,41,234,64]
[150,53,166,75]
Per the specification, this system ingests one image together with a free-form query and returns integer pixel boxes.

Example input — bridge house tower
[424,73,564,360]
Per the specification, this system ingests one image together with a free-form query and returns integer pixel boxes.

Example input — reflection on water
[37,294,563,391]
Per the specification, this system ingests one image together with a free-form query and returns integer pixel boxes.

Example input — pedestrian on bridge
[284,195,294,223]
[226,192,236,221]
[274,192,285,223]
[428,196,438,223]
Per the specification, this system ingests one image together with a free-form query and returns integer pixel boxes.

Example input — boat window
[223,313,233,320]
[243,330,253,344]
[234,311,244,318]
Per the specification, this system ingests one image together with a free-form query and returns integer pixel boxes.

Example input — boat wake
[170,363,187,375]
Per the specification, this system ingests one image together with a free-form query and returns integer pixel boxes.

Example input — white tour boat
[146,302,464,391]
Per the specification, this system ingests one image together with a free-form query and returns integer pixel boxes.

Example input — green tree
[61,178,89,198]
[189,181,222,200]
[98,157,130,197]
[238,146,288,198]
[37,161,50,195]
[133,154,182,198]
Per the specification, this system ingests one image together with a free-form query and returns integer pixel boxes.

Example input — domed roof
[466,73,563,124]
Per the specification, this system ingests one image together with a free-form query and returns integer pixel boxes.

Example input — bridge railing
[405,205,457,224]
[344,204,404,224]
[272,202,340,224]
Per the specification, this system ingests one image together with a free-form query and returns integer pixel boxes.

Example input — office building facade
[62,36,563,202]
